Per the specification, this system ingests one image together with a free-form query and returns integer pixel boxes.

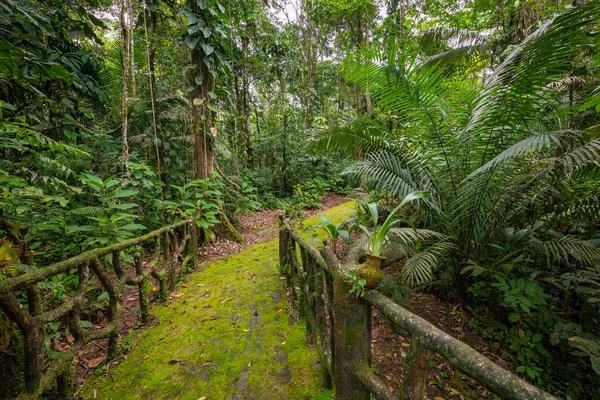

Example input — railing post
[168,231,177,291]
[0,292,43,394]
[321,248,371,400]
[90,258,119,360]
[134,253,149,324]
[189,217,198,271]
[164,232,173,292]
[404,334,431,399]
[56,362,73,398]
[278,217,292,269]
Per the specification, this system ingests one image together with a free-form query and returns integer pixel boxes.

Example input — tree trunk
[239,33,253,169]
[145,1,165,184]
[119,0,131,169]
[189,0,214,180]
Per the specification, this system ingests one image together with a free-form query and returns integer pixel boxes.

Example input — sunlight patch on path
[81,202,355,400]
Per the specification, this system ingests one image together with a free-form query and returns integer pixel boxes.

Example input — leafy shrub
[376,276,413,306]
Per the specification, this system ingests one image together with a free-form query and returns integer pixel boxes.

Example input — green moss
[80,202,356,400]
[342,324,368,346]
[297,202,356,241]
[358,264,384,289]
[0,309,24,398]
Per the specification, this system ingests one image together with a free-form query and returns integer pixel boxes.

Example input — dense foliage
[2,0,600,398]
[316,1,600,397]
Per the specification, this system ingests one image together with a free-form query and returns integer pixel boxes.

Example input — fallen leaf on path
[87,357,104,368]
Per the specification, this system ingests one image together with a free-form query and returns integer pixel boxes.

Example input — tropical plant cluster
[314,2,600,397]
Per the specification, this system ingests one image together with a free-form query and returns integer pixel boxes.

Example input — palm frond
[310,118,398,157]
[558,138,600,174]
[538,235,600,267]
[401,241,455,286]
[470,130,577,176]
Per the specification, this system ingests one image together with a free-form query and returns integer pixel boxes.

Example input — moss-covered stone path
[82,202,354,400]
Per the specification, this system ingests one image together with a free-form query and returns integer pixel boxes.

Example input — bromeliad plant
[315,215,356,256]
[358,191,430,257]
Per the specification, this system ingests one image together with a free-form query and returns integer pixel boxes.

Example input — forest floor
[75,194,509,399]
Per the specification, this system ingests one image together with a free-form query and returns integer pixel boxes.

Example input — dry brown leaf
[86,357,104,368]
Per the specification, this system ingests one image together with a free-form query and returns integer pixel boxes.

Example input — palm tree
[313,3,600,296]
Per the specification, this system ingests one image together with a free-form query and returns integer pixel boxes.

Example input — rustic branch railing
[1,216,198,399]
[279,216,557,400]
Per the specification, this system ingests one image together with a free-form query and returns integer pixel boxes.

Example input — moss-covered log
[365,290,557,400]
[0,219,190,294]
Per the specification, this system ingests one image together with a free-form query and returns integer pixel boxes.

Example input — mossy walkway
[82,202,354,400]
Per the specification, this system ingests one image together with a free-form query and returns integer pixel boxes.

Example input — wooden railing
[279,216,557,400]
[1,215,198,399]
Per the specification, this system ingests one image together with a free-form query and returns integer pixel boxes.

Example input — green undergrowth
[81,202,355,400]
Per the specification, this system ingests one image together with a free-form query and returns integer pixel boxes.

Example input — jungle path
[81,202,355,400]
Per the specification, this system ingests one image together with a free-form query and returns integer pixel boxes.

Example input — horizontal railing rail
[1,215,199,399]
[279,215,557,400]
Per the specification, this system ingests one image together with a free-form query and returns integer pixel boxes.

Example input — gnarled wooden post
[404,334,431,399]
[189,215,198,271]
[134,253,149,324]
[0,292,43,394]
[321,248,371,400]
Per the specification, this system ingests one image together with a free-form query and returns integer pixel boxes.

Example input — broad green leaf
[120,224,147,231]
[112,189,137,198]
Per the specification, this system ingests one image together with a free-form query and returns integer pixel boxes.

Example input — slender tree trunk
[364,21,372,118]
[119,0,131,169]
[282,111,288,195]
[145,1,165,184]
[302,0,317,126]
[188,0,214,179]
[235,33,253,170]
[242,70,252,168]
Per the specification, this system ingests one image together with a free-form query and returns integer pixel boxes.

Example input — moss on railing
[279,215,558,400]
